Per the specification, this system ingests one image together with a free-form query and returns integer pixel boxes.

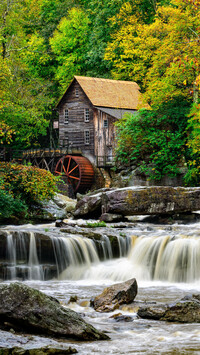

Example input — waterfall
[116,235,132,257]
[1,229,128,281]
[3,226,200,283]
[50,235,100,280]
[5,232,16,280]
[128,234,200,282]
[28,232,44,280]
[101,235,113,259]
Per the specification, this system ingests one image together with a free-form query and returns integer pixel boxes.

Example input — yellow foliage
[105,0,200,106]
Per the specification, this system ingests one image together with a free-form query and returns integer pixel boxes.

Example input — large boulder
[0,282,109,340]
[91,278,138,312]
[74,191,103,218]
[138,294,200,323]
[74,186,200,219]
[102,186,200,216]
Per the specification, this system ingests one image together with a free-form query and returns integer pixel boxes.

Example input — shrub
[0,163,59,221]
[0,162,59,205]
[0,178,27,219]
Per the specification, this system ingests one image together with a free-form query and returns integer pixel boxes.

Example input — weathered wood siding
[93,108,117,159]
[58,80,95,158]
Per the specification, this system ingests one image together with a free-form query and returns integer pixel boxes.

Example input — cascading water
[128,234,200,282]
[5,231,16,280]
[28,232,44,280]
[50,235,100,280]
[1,228,131,281]
[2,222,200,354]
[2,224,200,283]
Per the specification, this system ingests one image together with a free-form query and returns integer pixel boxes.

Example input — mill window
[84,108,90,122]
[84,130,90,145]
[64,109,69,124]
[75,88,79,97]
[103,119,108,128]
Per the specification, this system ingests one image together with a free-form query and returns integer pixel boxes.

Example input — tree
[115,98,190,180]
[50,7,90,88]
[105,0,200,106]
[0,0,54,149]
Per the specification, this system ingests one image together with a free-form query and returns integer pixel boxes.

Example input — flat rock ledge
[91,278,138,312]
[0,346,77,355]
[138,294,200,323]
[0,282,109,341]
[74,186,200,219]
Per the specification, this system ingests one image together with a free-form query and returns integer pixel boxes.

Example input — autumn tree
[105,0,200,106]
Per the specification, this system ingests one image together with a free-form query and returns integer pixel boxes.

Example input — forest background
[0,0,200,185]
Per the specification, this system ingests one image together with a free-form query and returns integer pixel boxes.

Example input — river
[1,220,200,354]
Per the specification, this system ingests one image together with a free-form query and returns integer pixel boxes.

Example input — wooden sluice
[22,148,70,171]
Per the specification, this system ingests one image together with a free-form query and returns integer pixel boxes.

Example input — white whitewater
[28,232,43,280]
[3,225,200,283]
[83,234,200,283]
[128,234,200,282]
[50,235,100,279]
[6,231,16,279]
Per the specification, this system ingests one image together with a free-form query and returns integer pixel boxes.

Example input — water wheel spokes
[55,155,94,193]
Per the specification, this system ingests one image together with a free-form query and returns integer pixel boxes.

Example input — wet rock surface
[31,193,76,221]
[74,191,102,218]
[0,282,109,340]
[0,346,77,355]
[92,278,138,312]
[138,294,200,323]
[74,186,200,219]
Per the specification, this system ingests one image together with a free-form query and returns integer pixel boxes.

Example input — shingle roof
[56,76,147,110]
[95,107,138,119]
[75,76,143,109]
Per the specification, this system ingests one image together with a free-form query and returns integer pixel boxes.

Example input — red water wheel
[55,155,94,193]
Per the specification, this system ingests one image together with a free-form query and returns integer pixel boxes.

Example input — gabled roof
[56,76,147,110]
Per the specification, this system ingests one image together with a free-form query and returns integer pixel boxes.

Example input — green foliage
[50,7,90,87]
[115,99,190,180]
[86,221,107,228]
[184,103,200,185]
[0,178,27,219]
[0,0,199,187]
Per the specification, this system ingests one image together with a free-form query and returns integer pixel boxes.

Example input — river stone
[100,213,124,222]
[0,346,77,355]
[138,294,200,323]
[74,186,200,219]
[74,192,102,218]
[0,282,109,340]
[92,278,138,312]
[52,194,76,213]
[101,186,200,216]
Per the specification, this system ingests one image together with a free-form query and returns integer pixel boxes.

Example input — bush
[0,162,58,203]
[0,163,59,220]
[0,178,27,219]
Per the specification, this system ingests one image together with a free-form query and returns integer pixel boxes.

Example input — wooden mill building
[55,76,146,167]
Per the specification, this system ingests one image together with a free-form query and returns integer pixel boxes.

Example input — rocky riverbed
[2,186,200,354]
